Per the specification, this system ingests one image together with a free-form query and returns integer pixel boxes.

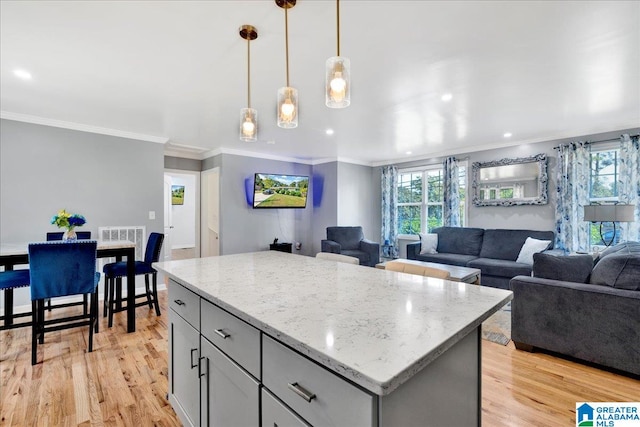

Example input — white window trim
[396,161,468,238]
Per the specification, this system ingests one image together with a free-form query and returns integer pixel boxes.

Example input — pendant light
[276,0,298,128]
[239,25,258,142]
[326,0,350,108]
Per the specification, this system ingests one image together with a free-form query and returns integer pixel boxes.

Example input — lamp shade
[239,108,258,142]
[277,86,298,128]
[326,56,350,108]
[583,204,635,222]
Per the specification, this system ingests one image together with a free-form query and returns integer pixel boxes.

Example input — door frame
[200,167,220,257]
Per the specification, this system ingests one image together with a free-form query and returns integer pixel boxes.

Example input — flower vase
[62,229,77,241]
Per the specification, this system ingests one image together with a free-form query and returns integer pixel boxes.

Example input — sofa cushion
[516,237,553,264]
[590,253,640,291]
[432,227,484,256]
[532,253,594,283]
[479,229,554,261]
[596,241,640,262]
[419,233,438,254]
[412,252,478,267]
[327,226,364,251]
[467,257,533,278]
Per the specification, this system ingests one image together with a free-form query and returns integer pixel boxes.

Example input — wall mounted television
[253,173,309,209]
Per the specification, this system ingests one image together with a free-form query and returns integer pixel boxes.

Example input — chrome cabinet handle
[199,356,207,378]
[287,382,316,402]
[174,299,185,306]
[214,329,231,339]
[190,348,198,369]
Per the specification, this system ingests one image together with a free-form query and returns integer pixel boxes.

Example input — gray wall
[310,161,338,256]
[165,156,202,172]
[198,156,380,259]
[1,119,165,308]
[337,162,380,242]
[206,154,314,256]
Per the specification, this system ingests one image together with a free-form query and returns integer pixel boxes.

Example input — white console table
[154,251,512,427]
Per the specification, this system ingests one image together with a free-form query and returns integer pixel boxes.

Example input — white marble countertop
[154,251,512,396]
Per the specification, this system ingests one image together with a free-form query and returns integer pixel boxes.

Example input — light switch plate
[149,211,156,220]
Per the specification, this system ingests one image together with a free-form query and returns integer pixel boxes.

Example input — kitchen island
[154,251,512,427]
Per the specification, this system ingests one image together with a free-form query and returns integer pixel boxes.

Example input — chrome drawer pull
[174,299,185,306]
[287,382,316,402]
[190,348,198,369]
[214,329,231,339]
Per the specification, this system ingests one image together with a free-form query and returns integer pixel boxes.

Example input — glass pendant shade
[326,56,350,108]
[239,107,258,142]
[277,86,298,128]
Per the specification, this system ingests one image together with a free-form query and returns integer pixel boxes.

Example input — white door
[201,168,220,257]
[163,174,173,262]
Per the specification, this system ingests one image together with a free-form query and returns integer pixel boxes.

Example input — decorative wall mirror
[472,153,548,206]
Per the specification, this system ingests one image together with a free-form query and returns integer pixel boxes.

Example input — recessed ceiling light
[503,132,512,138]
[325,129,334,135]
[266,140,276,145]
[406,151,412,155]
[441,93,453,102]
[14,69,32,80]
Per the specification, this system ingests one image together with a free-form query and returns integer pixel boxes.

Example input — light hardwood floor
[1,290,638,426]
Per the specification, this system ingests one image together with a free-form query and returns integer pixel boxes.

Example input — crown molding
[0,111,169,144]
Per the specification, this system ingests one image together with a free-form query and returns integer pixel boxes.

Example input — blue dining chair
[28,241,100,365]
[0,269,31,330]
[103,232,164,328]
[45,231,92,312]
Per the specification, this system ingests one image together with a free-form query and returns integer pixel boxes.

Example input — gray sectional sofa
[406,227,556,289]
[510,242,640,376]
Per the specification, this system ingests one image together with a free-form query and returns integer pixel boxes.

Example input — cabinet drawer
[169,279,200,328]
[262,388,310,427]
[262,335,376,427]
[201,299,261,379]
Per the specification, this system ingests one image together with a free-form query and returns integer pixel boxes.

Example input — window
[589,144,621,246]
[397,164,466,236]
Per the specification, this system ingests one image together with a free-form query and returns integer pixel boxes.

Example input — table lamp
[583,203,635,247]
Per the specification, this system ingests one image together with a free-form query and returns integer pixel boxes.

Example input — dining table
[0,240,138,332]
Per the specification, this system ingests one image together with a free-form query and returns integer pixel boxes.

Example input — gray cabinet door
[170,309,201,427]
[200,336,259,427]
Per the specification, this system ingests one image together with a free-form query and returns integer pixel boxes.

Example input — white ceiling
[1,1,639,165]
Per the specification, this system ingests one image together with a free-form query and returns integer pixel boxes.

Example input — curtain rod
[553,133,639,150]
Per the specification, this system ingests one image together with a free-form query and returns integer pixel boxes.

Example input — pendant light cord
[247,35,251,108]
[285,5,290,87]
[336,0,340,56]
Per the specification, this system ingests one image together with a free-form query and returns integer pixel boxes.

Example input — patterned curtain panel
[442,157,460,227]
[555,142,591,252]
[380,165,399,258]
[618,134,640,242]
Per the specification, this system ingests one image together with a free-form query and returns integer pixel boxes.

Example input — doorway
[164,170,201,261]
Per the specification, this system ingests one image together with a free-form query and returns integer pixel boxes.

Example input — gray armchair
[321,226,379,267]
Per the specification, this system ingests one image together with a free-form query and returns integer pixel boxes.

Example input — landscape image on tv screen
[253,173,309,208]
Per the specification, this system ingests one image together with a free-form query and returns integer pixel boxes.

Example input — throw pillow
[590,253,640,291]
[516,237,552,264]
[532,253,594,283]
[419,233,438,255]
